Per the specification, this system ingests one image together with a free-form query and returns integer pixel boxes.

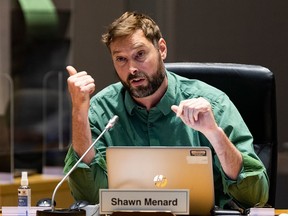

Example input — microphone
[37,115,119,216]
[105,115,119,130]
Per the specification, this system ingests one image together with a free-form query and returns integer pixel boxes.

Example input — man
[64,11,269,209]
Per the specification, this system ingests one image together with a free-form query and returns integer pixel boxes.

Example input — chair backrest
[165,62,278,206]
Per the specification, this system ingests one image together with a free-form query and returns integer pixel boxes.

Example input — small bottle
[18,171,31,207]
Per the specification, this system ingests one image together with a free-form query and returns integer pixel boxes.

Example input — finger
[181,100,195,124]
[85,83,96,94]
[193,110,198,121]
[172,105,188,124]
[183,106,194,125]
[176,102,184,117]
[187,98,209,121]
[66,65,78,76]
[171,105,178,114]
[74,74,94,86]
[172,104,183,117]
[189,105,198,122]
[188,107,196,124]
[194,106,211,123]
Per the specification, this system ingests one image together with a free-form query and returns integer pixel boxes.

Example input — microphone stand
[37,115,119,215]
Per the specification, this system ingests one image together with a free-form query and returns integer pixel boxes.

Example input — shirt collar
[124,70,177,116]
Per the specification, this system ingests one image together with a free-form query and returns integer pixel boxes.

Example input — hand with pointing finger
[66,66,95,112]
[171,97,218,134]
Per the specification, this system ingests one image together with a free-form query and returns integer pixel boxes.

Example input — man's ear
[158,38,167,60]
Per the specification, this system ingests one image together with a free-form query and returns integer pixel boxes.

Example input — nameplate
[99,189,189,215]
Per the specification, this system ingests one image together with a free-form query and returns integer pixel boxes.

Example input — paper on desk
[2,205,100,216]
[247,207,275,216]
[2,206,50,216]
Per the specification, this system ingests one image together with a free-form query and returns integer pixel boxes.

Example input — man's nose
[128,61,138,75]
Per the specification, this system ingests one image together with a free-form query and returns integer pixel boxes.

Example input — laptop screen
[106,146,215,215]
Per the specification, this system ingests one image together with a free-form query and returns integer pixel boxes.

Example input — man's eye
[116,57,125,62]
[115,57,127,64]
[136,51,145,60]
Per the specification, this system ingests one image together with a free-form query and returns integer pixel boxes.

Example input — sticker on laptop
[186,149,208,164]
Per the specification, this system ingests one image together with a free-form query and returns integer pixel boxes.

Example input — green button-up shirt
[64,71,269,209]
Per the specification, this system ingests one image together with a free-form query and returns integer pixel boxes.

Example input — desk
[276,209,288,215]
[111,210,288,216]
[0,174,74,208]
[0,209,286,216]
[110,210,288,216]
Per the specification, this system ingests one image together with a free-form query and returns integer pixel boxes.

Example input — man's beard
[119,60,166,98]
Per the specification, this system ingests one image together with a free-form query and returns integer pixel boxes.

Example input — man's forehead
[110,31,152,55]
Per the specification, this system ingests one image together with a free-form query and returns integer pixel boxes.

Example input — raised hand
[66,66,95,112]
[171,97,218,134]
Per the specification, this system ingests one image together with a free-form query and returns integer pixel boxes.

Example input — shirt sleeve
[63,95,115,204]
[212,93,269,208]
[214,153,269,208]
[64,146,108,204]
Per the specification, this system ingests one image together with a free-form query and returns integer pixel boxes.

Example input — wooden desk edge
[275,209,288,215]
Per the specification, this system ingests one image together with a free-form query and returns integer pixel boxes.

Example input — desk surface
[0,174,74,208]
[1,176,287,215]
[276,209,288,215]
[0,208,286,216]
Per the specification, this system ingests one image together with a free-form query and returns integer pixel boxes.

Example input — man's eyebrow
[112,50,121,56]
[132,42,146,49]
[112,43,146,56]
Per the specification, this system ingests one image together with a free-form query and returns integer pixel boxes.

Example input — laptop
[106,146,215,215]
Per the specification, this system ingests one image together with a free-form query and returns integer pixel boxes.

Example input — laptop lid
[106,146,215,215]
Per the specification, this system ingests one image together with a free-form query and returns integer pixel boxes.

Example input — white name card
[99,189,189,215]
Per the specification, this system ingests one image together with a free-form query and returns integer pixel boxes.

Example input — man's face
[110,29,167,98]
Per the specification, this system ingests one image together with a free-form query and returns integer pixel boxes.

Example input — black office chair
[165,62,278,207]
